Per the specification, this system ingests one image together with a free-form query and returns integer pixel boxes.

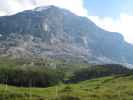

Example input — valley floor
[0,75,133,100]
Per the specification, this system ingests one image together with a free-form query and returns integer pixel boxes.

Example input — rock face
[0,5,133,64]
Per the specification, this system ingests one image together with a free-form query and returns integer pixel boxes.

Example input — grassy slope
[0,74,133,100]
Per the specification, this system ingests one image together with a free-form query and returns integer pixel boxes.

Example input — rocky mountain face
[0,6,133,64]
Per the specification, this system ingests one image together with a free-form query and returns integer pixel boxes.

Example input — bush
[60,86,73,92]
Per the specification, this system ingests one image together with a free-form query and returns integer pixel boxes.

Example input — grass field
[0,74,133,100]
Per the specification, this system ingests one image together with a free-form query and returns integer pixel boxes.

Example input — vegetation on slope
[0,57,131,87]
[0,57,66,87]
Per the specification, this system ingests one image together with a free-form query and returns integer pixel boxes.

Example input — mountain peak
[34,5,58,12]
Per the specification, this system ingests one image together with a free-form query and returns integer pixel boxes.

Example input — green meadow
[0,75,133,100]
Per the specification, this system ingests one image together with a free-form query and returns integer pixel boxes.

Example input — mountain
[0,5,133,65]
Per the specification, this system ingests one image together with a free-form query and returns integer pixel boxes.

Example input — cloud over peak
[0,0,88,17]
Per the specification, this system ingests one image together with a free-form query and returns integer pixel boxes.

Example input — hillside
[0,74,133,100]
[0,6,133,64]
[0,57,130,87]
[0,57,132,100]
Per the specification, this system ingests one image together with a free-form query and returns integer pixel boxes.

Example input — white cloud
[34,0,88,16]
[89,14,133,44]
[0,0,88,17]
[0,0,36,15]
[0,11,7,16]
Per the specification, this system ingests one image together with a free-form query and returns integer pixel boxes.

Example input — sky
[0,0,133,44]
[85,0,133,44]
